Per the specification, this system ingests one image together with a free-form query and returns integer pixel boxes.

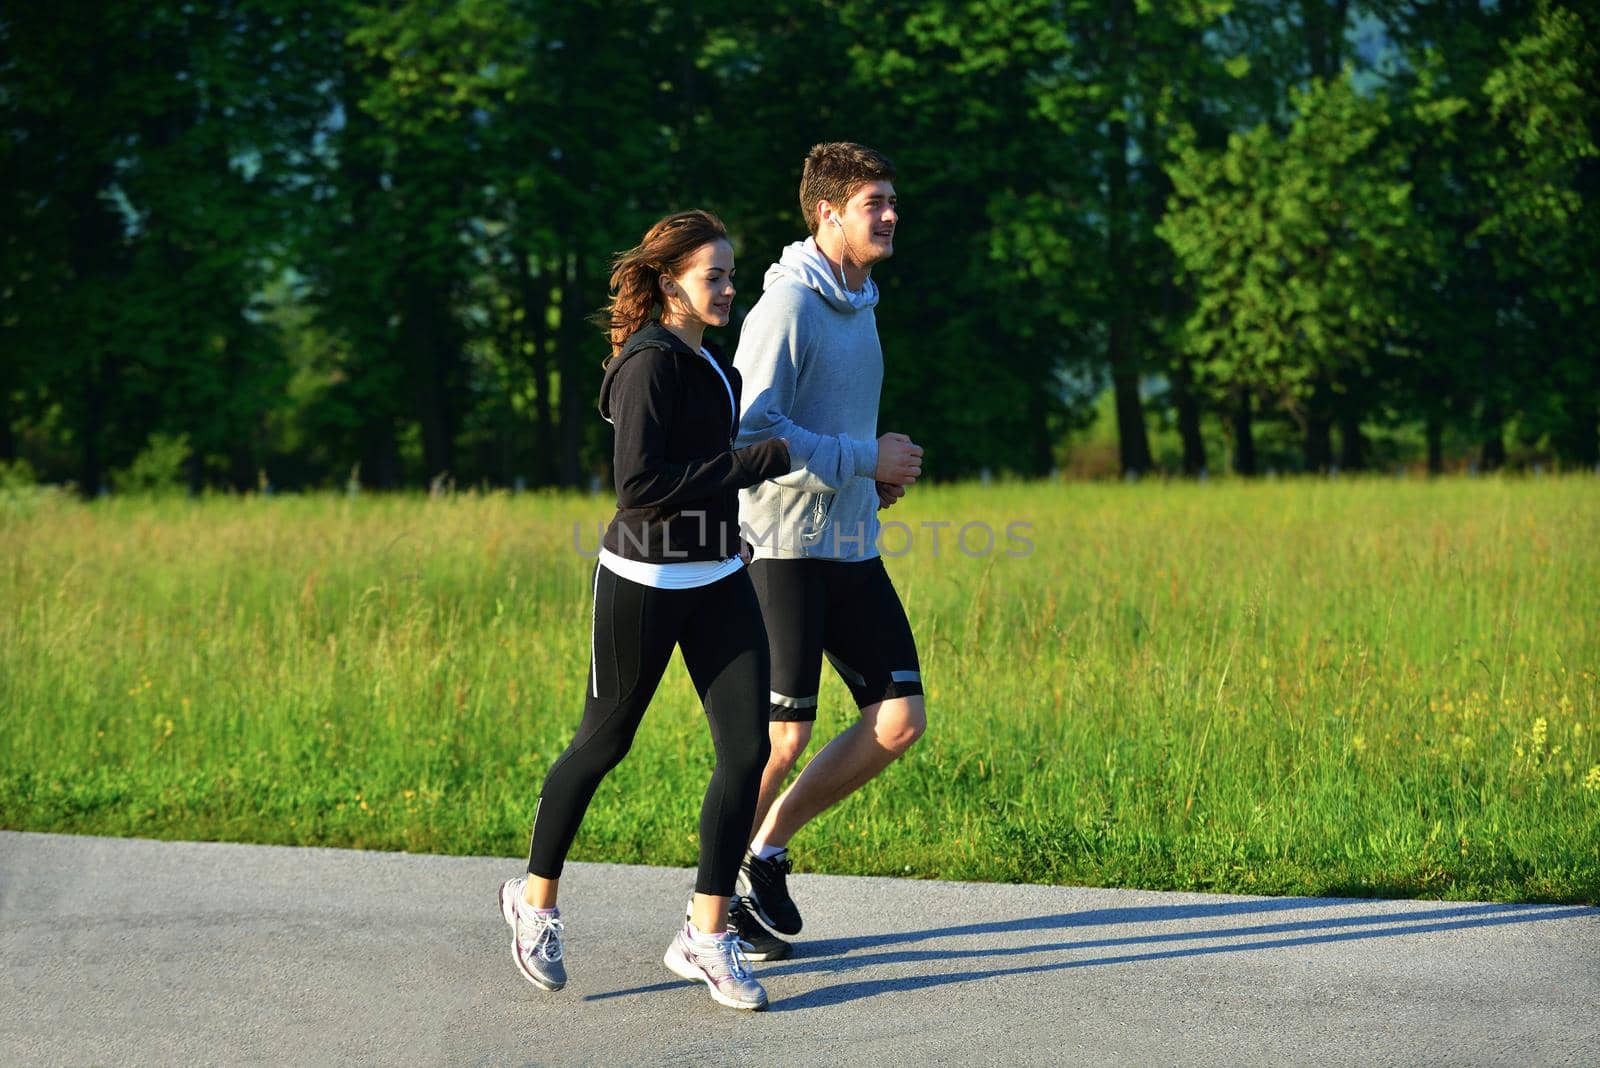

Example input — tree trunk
[1106,151,1151,470]
[224,342,257,492]
[557,250,587,487]
[0,395,14,463]
[1426,411,1444,476]
[403,273,458,483]
[1337,408,1367,471]
[1578,395,1599,468]
[1028,374,1054,475]
[66,166,121,498]
[518,248,557,486]
[1480,433,1506,471]
[1170,358,1208,476]
[1104,0,1151,478]
[1111,366,1150,477]
[1232,395,1257,476]
[1480,404,1506,471]
[1305,415,1333,473]
[359,416,399,489]
[1557,393,1598,469]
[80,363,105,497]
[1159,237,1205,476]
[229,428,257,492]
[1304,376,1333,473]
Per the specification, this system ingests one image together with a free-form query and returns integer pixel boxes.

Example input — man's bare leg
[752,695,925,849]
[749,720,814,841]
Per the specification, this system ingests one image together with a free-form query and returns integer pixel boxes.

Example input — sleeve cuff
[736,439,793,482]
[853,436,880,479]
[759,438,793,479]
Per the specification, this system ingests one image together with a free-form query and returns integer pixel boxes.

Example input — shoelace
[708,932,754,981]
[518,909,564,962]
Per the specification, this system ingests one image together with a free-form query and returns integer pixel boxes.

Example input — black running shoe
[729,896,792,961]
[736,849,803,935]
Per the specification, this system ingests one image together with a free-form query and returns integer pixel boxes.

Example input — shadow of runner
[765,905,1594,1013]
[584,979,685,1002]
[582,898,1591,1007]
[772,900,1548,976]
[792,894,1376,961]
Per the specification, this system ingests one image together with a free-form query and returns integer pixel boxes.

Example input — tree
[1160,72,1430,466]
[3,2,340,492]
[1479,2,1599,467]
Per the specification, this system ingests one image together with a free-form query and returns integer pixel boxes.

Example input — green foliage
[1480,2,1598,250]
[3,2,1598,487]
[0,459,38,492]
[0,459,62,520]
[111,433,191,496]
[1161,72,1427,408]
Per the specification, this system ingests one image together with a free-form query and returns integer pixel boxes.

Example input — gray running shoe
[663,925,768,1011]
[681,895,793,962]
[499,877,566,991]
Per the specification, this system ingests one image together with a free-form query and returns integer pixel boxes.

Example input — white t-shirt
[600,347,742,591]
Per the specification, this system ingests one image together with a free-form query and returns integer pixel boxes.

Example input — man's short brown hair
[799,142,897,236]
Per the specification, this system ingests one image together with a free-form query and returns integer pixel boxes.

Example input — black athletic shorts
[748,555,923,722]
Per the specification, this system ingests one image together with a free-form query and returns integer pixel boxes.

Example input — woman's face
[663,239,736,331]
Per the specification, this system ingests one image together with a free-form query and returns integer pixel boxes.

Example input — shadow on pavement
[585,896,1593,1010]
[766,901,1592,1012]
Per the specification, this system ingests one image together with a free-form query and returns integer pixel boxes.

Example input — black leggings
[526,563,772,896]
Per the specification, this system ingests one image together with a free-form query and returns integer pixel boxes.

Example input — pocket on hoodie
[797,491,835,546]
[824,478,878,556]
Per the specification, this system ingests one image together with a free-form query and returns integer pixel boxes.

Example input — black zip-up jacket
[599,322,791,562]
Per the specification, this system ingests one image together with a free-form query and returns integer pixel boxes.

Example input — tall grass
[3,478,1596,902]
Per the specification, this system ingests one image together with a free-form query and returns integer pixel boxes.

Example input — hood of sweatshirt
[597,321,699,425]
[764,237,880,314]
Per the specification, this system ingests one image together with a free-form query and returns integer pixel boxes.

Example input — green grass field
[3,478,1597,903]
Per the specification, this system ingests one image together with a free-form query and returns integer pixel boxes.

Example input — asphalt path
[2,831,1596,1066]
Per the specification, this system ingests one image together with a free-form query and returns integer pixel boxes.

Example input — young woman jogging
[498,210,791,1011]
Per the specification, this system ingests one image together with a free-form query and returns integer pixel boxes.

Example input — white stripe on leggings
[590,562,602,698]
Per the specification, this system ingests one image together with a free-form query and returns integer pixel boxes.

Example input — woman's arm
[611,348,790,509]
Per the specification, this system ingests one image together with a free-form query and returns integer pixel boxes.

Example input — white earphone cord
[832,211,861,292]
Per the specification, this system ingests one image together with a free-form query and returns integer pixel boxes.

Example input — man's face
[830,180,898,265]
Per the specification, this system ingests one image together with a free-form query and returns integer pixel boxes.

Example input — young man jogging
[729,142,926,958]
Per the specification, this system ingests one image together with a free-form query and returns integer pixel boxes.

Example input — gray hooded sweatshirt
[733,238,883,561]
